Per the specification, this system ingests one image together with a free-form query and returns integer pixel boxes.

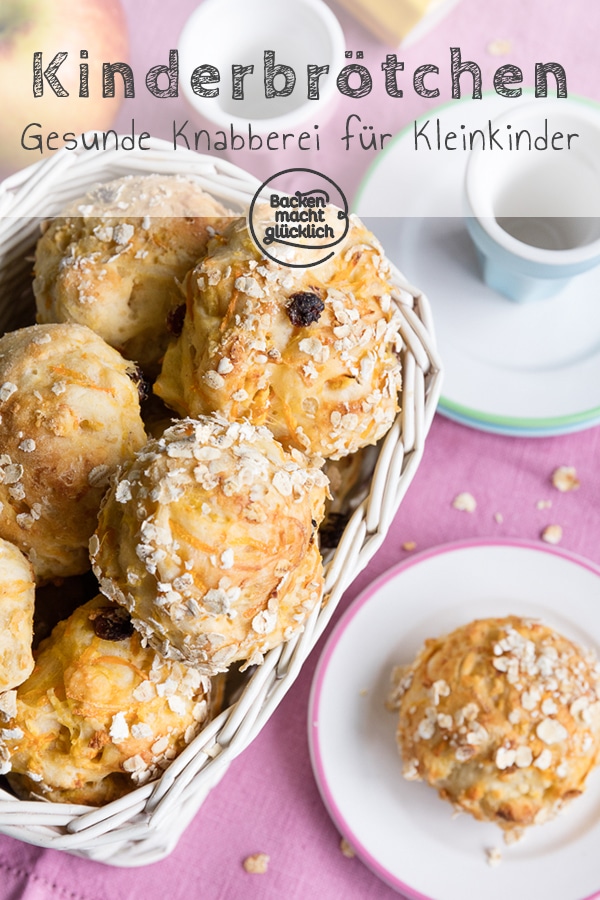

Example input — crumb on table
[340,838,356,858]
[541,524,563,545]
[452,492,477,512]
[243,852,270,874]
[551,466,580,492]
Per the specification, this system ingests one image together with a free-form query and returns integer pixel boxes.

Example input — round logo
[248,168,349,268]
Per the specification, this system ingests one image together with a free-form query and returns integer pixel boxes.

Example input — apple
[0,0,129,175]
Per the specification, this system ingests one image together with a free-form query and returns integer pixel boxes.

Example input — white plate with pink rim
[308,539,600,900]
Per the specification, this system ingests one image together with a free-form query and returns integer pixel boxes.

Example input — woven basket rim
[0,144,443,865]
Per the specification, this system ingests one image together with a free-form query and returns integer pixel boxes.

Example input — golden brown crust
[1,595,212,805]
[33,174,232,373]
[0,538,35,692]
[91,415,329,673]
[0,323,146,582]
[391,616,600,834]
[154,213,404,459]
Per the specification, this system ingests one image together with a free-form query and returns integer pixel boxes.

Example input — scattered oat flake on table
[340,838,356,858]
[551,466,580,492]
[536,500,552,510]
[243,853,270,874]
[452,492,476,512]
[541,524,562,545]
[485,847,502,867]
[487,38,512,55]
[493,512,503,524]
[402,541,416,551]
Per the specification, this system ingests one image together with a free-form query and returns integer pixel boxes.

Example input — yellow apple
[0,0,129,175]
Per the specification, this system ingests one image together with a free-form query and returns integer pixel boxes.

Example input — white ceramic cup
[178,0,345,134]
[464,98,600,303]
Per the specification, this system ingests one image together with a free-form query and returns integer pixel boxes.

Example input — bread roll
[91,415,329,673]
[154,213,404,459]
[1,595,213,805]
[0,323,146,582]
[34,174,232,373]
[0,538,35,692]
[390,616,600,838]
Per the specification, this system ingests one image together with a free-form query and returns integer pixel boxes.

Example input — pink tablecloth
[1,0,600,897]
[1,418,600,900]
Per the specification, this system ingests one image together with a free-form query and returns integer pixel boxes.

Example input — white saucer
[354,95,600,435]
[308,539,600,900]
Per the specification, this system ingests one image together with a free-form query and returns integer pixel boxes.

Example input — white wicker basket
[0,138,442,866]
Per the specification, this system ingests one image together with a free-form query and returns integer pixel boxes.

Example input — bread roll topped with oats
[0,538,35,693]
[33,174,231,374]
[0,595,213,805]
[0,323,146,583]
[91,415,329,674]
[389,616,600,839]
[154,214,404,460]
